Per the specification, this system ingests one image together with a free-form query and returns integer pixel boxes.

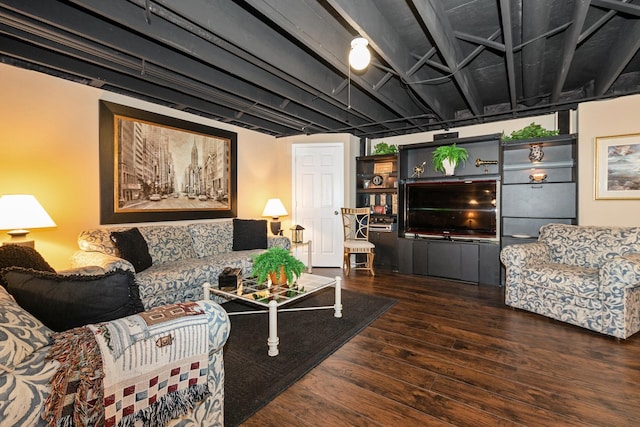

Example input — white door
[292,143,344,267]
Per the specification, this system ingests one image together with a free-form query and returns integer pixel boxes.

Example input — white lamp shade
[0,194,56,232]
[262,198,288,218]
[349,37,371,71]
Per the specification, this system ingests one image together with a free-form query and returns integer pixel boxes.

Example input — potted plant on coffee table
[432,143,469,176]
[251,247,306,290]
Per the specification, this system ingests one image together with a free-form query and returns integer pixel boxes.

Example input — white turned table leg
[334,276,342,318]
[267,299,279,356]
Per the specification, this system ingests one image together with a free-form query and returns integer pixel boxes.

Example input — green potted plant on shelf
[372,141,398,155]
[432,143,469,175]
[251,247,306,287]
[501,122,559,141]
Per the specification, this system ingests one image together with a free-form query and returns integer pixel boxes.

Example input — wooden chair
[341,207,375,276]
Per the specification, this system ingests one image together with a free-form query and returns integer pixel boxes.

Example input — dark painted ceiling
[1,0,639,138]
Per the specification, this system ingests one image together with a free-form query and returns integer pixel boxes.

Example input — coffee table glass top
[211,273,336,308]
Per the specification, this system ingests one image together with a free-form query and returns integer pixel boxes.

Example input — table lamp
[0,194,57,248]
[262,198,288,235]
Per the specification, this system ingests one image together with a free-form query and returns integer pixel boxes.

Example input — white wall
[577,94,640,226]
[370,114,560,148]
[0,63,281,268]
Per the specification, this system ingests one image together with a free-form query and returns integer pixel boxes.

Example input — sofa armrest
[501,242,551,307]
[268,235,291,250]
[599,253,640,338]
[45,300,230,426]
[500,242,551,269]
[95,300,230,355]
[196,300,232,352]
[71,250,135,273]
[600,253,640,291]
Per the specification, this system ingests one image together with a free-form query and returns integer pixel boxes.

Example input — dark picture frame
[99,101,237,224]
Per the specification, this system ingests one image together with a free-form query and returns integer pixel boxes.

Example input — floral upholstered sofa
[0,284,230,426]
[501,223,640,339]
[72,219,290,309]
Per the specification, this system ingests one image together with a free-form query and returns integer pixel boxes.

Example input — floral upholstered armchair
[501,223,640,339]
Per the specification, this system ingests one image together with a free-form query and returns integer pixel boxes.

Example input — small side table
[290,240,312,273]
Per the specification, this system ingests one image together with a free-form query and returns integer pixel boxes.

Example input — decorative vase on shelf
[442,158,456,175]
[528,144,544,162]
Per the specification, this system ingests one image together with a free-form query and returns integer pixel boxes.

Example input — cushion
[188,221,234,257]
[139,226,197,263]
[232,219,268,251]
[0,245,55,288]
[0,286,51,372]
[2,268,144,332]
[110,227,153,272]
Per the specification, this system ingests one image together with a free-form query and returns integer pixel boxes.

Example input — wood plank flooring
[241,268,640,426]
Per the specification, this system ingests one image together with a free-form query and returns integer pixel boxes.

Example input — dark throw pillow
[2,268,145,332]
[232,219,268,251]
[0,245,56,288]
[110,227,153,272]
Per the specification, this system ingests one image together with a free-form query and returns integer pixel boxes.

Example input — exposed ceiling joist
[241,0,424,133]
[499,0,517,111]
[410,0,483,116]
[326,0,450,121]
[591,0,640,17]
[0,0,638,138]
[551,0,591,103]
[595,17,640,95]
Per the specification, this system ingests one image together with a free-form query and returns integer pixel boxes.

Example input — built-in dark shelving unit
[355,153,399,270]
[357,132,578,286]
[500,134,578,283]
[397,133,502,285]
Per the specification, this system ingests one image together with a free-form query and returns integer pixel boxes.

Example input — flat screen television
[404,179,498,240]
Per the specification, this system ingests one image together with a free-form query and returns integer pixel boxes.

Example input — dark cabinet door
[428,241,479,282]
[413,240,429,276]
[479,243,500,285]
[397,238,413,274]
[502,183,576,218]
[370,231,398,270]
[427,241,461,279]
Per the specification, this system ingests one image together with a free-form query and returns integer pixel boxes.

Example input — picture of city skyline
[114,116,231,212]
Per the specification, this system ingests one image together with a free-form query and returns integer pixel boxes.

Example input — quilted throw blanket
[45,302,210,427]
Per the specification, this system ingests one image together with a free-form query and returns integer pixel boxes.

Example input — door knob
[334,210,339,215]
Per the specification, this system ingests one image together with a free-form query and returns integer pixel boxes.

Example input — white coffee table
[204,273,342,356]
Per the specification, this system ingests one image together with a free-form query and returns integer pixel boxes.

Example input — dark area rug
[222,287,396,426]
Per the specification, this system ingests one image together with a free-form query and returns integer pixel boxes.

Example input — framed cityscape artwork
[595,133,640,200]
[99,101,237,224]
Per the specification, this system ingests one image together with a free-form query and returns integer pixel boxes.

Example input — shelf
[502,180,575,186]
[502,160,575,171]
[357,172,398,177]
[500,134,577,149]
[357,188,397,193]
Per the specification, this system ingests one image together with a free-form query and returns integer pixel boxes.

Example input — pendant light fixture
[349,37,370,71]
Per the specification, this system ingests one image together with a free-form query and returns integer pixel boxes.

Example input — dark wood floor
[242,268,640,426]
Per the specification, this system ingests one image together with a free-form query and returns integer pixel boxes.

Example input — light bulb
[349,37,370,71]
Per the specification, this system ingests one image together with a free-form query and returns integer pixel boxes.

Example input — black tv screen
[404,180,498,239]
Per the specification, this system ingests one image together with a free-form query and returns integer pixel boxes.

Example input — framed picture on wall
[595,133,640,200]
[99,101,237,224]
